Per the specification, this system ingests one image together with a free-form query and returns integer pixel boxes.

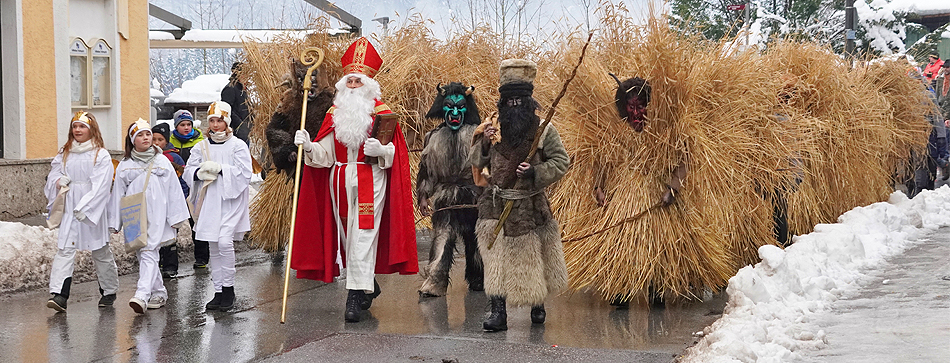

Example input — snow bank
[681,187,950,362]
[0,221,194,295]
[164,74,230,104]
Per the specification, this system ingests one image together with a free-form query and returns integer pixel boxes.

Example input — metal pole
[745,1,751,45]
[845,0,856,58]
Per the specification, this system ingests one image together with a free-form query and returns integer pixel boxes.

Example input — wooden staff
[281,47,325,324]
[489,32,594,248]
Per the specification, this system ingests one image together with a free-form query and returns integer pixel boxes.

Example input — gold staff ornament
[281,47,325,324]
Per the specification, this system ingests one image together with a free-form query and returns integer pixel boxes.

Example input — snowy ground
[0,175,261,295]
[680,187,950,362]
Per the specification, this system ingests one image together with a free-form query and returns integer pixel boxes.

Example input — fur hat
[499,59,537,86]
[207,101,232,124]
[173,110,193,127]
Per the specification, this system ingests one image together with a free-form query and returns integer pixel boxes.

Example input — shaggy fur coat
[469,123,570,306]
[266,61,335,175]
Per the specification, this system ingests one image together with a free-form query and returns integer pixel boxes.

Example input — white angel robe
[110,155,190,250]
[44,147,118,296]
[183,138,252,242]
[45,148,114,250]
[111,154,190,302]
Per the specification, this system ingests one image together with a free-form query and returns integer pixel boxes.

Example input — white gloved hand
[73,209,88,222]
[197,161,222,181]
[294,130,313,152]
[363,138,387,157]
[57,176,71,188]
[109,227,118,234]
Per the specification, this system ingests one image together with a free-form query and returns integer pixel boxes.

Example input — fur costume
[266,59,335,175]
[417,82,484,297]
[469,75,570,307]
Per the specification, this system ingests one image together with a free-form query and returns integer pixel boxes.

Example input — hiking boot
[161,270,177,279]
[98,294,117,307]
[530,304,546,324]
[483,296,507,332]
[360,279,381,310]
[193,261,208,269]
[345,290,365,322]
[147,295,166,309]
[47,294,67,312]
[205,292,223,310]
[218,286,235,312]
[129,297,146,314]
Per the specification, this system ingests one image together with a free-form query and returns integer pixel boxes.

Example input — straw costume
[417,82,484,297]
[291,37,418,323]
[470,59,570,332]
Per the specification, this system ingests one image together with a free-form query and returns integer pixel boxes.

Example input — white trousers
[49,244,119,295]
[209,237,235,292]
[134,247,166,301]
[339,166,387,293]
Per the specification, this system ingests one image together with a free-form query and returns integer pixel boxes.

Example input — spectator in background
[221,62,252,144]
[923,51,944,85]
[169,109,210,269]
[152,123,189,278]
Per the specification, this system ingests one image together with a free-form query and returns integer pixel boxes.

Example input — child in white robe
[183,101,252,312]
[44,111,120,312]
[111,119,190,313]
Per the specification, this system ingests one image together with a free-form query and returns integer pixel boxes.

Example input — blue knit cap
[173,110,194,127]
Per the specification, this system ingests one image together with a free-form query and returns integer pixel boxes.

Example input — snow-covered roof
[889,0,950,16]
[149,28,352,48]
[150,88,165,99]
[163,74,229,104]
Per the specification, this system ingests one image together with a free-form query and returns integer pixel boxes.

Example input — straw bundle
[550,13,788,302]
[763,42,928,236]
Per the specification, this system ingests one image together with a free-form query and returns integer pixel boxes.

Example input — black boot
[483,296,507,332]
[345,290,365,322]
[530,304,546,324]
[609,295,630,310]
[218,286,235,311]
[360,279,382,310]
[47,277,71,312]
[205,292,223,310]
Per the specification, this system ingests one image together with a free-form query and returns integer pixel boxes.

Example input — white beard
[333,74,380,150]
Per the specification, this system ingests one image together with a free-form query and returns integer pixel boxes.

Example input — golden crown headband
[129,118,151,138]
[208,103,229,119]
[71,112,90,127]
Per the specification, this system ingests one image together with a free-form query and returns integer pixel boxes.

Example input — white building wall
[1,0,25,159]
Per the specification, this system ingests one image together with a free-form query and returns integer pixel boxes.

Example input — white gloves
[294,130,313,152]
[363,138,391,157]
[197,161,222,181]
[73,209,88,222]
[57,176,71,188]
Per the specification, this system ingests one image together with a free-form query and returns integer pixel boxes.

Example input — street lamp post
[845,0,856,58]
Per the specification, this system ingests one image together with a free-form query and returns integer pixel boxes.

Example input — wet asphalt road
[0,231,726,363]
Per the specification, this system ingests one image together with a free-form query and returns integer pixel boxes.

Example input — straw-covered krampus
[417,82,485,297]
[266,59,335,175]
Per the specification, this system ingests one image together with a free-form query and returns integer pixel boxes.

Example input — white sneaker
[147,295,166,309]
[129,297,146,314]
